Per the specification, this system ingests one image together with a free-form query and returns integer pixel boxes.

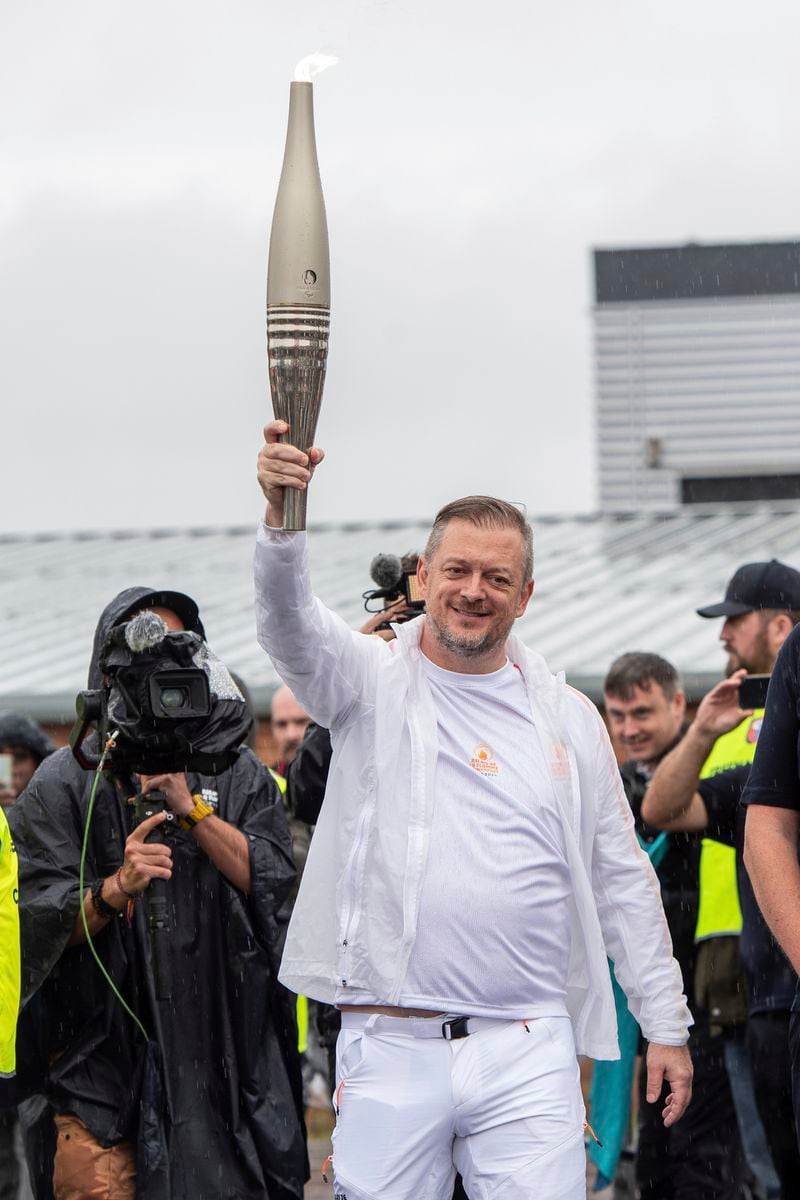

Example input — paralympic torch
[266,54,336,530]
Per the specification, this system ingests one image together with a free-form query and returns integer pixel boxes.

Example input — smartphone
[0,753,12,788]
[739,674,771,709]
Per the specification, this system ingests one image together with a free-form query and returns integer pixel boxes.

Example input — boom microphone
[125,611,168,654]
[369,554,403,593]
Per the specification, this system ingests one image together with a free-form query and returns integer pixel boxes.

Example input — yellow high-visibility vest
[269,768,287,796]
[0,808,20,1077]
[695,711,764,943]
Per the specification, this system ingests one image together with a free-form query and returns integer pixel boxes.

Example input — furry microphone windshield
[369,554,403,591]
[124,611,169,654]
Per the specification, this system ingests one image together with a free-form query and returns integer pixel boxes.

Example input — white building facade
[594,241,800,510]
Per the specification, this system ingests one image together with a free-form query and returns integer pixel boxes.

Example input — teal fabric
[588,832,670,1181]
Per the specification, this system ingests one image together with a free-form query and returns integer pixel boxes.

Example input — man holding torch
[254,421,692,1200]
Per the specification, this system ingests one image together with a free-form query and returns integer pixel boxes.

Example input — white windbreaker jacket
[255,524,691,1060]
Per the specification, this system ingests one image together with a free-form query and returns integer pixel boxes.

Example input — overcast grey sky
[2,0,799,533]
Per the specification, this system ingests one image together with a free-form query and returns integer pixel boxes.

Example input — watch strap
[178,795,214,831]
[90,877,117,920]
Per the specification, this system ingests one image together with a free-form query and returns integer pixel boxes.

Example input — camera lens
[160,687,188,710]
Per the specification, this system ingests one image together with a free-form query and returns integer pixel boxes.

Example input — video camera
[70,610,252,776]
[363,551,425,631]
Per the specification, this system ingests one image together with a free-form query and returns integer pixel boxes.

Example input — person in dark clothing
[8,587,307,1200]
[0,713,55,1200]
[604,653,745,1200]
[0,712,55,810]
[644,668,800,1199]
[741,622,800,1158]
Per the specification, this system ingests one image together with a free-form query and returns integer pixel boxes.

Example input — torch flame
[294,51,340,83]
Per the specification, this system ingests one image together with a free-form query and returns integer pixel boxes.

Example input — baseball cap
[696,560,800,618]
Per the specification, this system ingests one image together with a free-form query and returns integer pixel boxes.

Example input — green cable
[78,733,150,1043]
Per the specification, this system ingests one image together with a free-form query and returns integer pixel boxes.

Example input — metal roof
[3,508,800,721]
[594,240,800,303]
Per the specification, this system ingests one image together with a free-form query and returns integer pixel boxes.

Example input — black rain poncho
[9,587,307,1199]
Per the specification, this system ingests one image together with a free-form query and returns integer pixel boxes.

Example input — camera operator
[8,587,306,1200]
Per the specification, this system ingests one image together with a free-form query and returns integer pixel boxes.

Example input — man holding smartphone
[642,560,800,1196]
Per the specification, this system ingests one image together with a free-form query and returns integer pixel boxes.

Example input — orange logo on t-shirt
[549,739,571,780]
[470,743,499,775]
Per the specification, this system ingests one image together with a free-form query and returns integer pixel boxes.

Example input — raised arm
[254,419,386,730]
[642,671,749,832]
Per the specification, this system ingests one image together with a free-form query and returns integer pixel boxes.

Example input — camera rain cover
[98,612,252,775]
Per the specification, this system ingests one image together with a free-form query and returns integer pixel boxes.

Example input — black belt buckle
[442,1016,470,1041]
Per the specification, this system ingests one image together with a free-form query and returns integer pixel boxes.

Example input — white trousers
[331,1012,586,1200]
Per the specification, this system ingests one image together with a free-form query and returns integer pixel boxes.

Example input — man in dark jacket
[9,587,306,1200]
[0,713,55,810]
[604,653,744,1200]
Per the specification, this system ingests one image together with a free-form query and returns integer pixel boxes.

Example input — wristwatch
[90,877,118,920]
[177,794,214,831]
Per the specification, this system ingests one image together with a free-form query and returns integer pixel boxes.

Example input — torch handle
[267,303,330,530]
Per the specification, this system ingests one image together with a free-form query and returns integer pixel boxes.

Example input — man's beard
[725,628,773,676]
[426,609,510,660]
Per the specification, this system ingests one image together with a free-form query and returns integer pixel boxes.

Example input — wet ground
[305,1109,335,1199]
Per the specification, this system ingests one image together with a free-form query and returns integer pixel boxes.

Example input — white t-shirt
[337,654,573,1019]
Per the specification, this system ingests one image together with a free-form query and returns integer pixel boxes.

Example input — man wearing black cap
[695,559,800,676]
[8,586,307,1200]
[643,560,800,1198]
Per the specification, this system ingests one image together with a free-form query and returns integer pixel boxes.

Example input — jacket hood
[88,586,206,688]
[0,713,55,762]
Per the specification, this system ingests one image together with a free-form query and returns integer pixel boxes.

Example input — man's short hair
[425,496,534,583]
[760,608,800,629]
[604,652,682,702]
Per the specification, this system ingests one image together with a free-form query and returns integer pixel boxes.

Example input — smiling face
[418,518,533,673]
[604,681,686,765]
